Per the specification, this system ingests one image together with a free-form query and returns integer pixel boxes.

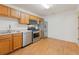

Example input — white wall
[0,16,28,33]
[45,10,78,43]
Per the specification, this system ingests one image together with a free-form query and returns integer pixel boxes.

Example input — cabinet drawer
[0,34,12,40]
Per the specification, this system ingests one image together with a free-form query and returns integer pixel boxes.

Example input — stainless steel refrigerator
[39,20,48,38]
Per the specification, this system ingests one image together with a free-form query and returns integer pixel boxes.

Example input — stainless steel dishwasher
[22,30,32,47]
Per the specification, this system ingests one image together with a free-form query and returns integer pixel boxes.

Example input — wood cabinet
[39,18,44,24]
[0,33,22,55]
[0,5,8,16]
[0,5,44,25]
[19,12,29,24]
[0,5,21,19]
[0,34,12,55]
[30,15,36,20]
[7,7,11,17]
[36,17,40,24]
[0,5,11,17]
[29,15,40,24]
[12,33,22,50]
[11,8,20,19]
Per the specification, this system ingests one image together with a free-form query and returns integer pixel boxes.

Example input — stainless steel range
[27,21,40,43]
[32,30,40,42]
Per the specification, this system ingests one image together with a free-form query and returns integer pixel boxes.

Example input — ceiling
[11,4,78,17]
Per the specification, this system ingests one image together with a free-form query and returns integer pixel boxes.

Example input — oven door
[33,32,40,42]
[33,32,39,38]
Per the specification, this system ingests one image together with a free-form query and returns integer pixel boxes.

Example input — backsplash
[0,16,28,33]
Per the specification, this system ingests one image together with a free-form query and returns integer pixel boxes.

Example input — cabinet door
[30,15,40,24]
[39,18,44,24]
[29,15,37,20]
[20,13,29,24]
[0,39,11,55]
[7,7,11,17]
[29,15,33,19]
[13,33,22,50]
[0,5,8,16]
[36,17,40,24]
[11,8,20,19]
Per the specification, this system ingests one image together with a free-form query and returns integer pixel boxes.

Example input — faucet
[8,24,11,33]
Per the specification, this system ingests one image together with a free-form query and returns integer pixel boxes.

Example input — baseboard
[47,37,78,45]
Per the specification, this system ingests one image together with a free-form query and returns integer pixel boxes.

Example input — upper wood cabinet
[36,17,40,24]
[11,8,20,19]
[0,5,43,25]
[29,15,37,20]
[29,15,40,24]
[39,18,44,24]
[19,12,29,24]
[0,5,8,16]
[0,5,11,17]
[0,5,21,19]
[7,7,11,17]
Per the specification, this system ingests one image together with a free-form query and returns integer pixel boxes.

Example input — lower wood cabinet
[12,33,22,50]
[0,34,12,55]
[0,33,22,55]
[0,39,10,55]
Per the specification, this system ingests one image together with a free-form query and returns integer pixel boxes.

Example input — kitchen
[0,4,45,55]
[0,4,79,55]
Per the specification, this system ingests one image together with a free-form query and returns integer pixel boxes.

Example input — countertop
[0,30,32,35]
[0,32,22,35]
